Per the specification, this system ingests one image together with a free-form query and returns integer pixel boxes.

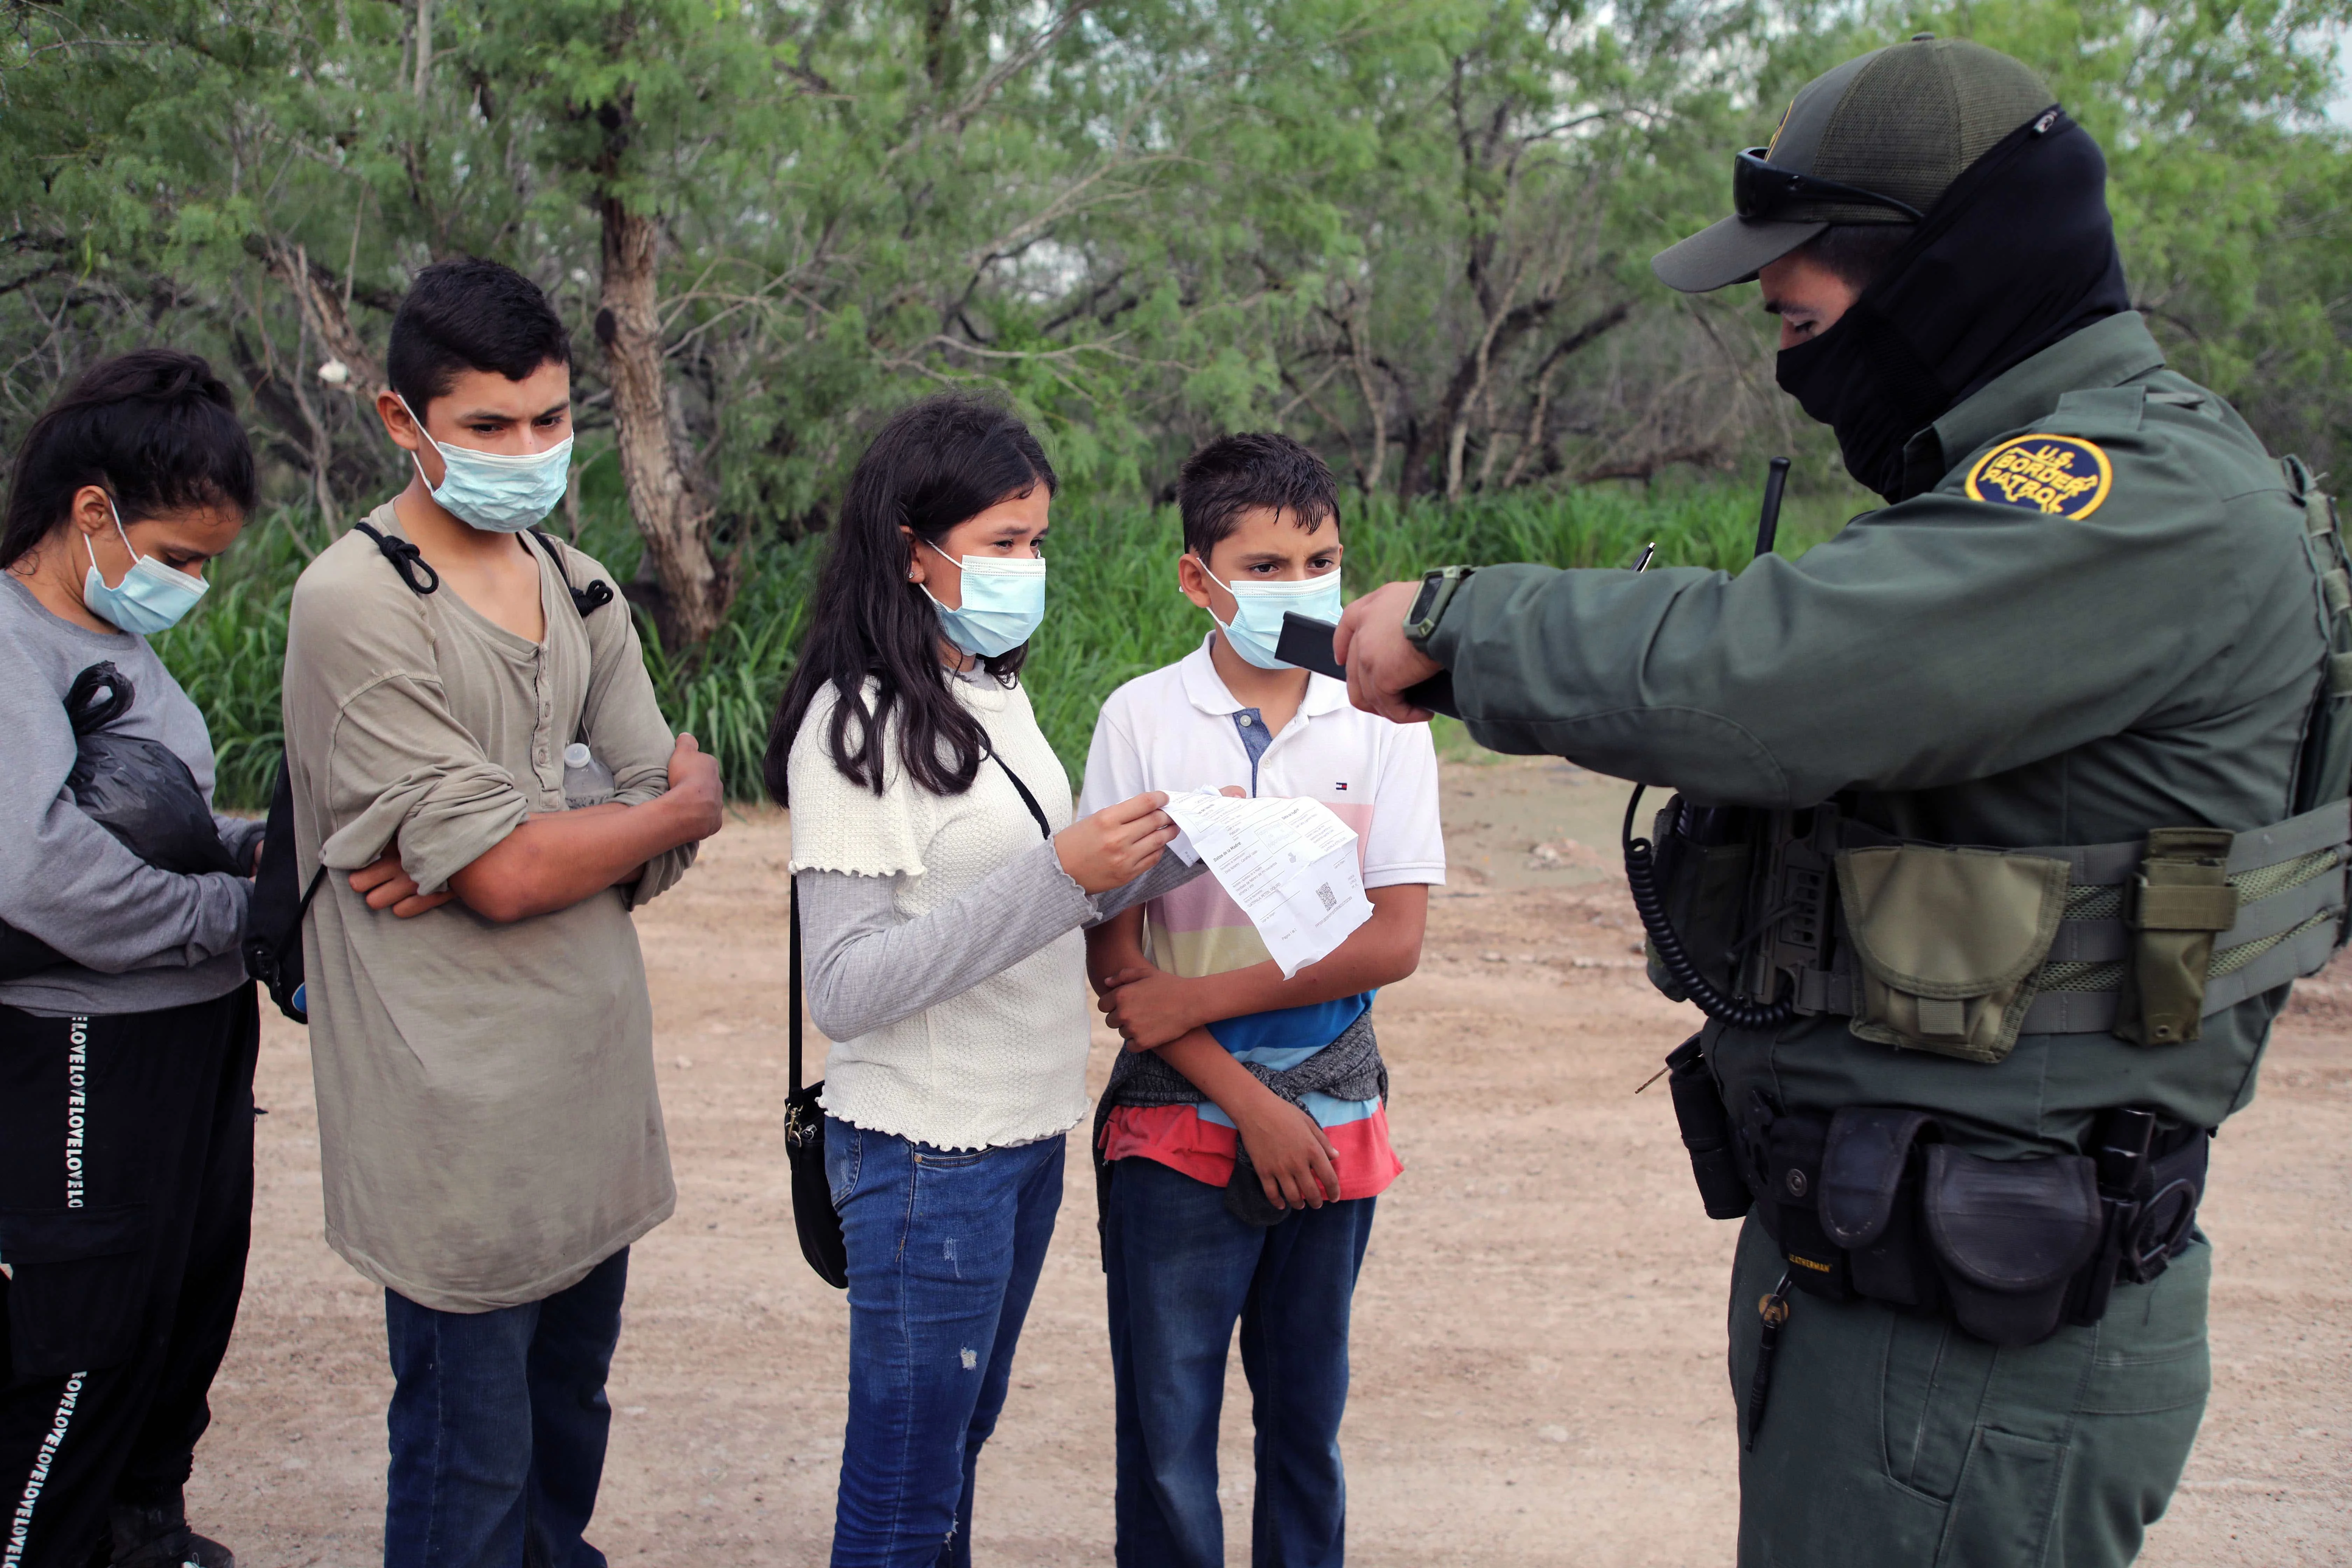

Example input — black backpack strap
[352,520,440,596]
[528,528,615,619]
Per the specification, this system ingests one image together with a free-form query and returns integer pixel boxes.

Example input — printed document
[1161,792,1373,978]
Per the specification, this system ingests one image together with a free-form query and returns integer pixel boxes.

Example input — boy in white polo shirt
[1080,433,1443,1568]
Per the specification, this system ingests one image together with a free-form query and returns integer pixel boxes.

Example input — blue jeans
[382,1248,629,1568]
[1105,1156,1375,1568]
[825,1118,1063,1568]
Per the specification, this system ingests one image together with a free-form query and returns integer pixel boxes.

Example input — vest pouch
[0,1204,153,1377]
[1834,845,2071,1063]
[1920,1146,2102,1348]
[2112,827,2239,1046]
[1643,798,1755,1003]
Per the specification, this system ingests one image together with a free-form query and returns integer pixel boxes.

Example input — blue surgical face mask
[401,396,573,534]
[82,498,209,636]
[922,540,1046,658]
[1200,564,1344,671]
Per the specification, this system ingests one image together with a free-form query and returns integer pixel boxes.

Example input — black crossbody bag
[783,877,849,1288]
[783,740,1053,1289]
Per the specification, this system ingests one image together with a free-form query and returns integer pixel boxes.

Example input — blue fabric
[1195,994,1379,1132]
[1231,708,1275,792]
[1204,994,1368,1057]
[382,1247,628,1568]
[1105,1155,1374,1568]
[825,1118,1064,1568]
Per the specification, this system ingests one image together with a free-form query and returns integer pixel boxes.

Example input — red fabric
[1099,1102,1402,1201]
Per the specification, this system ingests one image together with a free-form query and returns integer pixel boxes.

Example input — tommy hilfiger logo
[1333,782,1349,791]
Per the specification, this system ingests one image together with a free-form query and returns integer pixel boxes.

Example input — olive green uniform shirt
[282,503,692,1311]
[1424,314,2330,1155]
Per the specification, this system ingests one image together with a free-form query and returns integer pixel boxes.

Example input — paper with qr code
[1160,792,1373,978]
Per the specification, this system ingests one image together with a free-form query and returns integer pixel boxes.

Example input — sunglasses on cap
[1733,147,1924,223]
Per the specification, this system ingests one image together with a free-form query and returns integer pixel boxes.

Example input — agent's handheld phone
[1275,612,1458,717]
[1276,611,1349,680]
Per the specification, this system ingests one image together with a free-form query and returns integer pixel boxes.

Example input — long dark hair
[2,349,257,571]
[764,396,1057,805]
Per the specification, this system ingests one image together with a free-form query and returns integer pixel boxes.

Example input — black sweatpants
[0,986,259,1568]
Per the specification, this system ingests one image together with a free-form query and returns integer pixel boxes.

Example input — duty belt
[1762,798,2350,1038]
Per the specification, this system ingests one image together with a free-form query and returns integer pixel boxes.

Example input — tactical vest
[1639,455,2352,1057]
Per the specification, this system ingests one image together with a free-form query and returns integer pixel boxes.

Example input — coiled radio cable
[1622,785,1796,1031]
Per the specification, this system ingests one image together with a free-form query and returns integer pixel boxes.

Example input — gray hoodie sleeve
[0,642,247,973]
[215,814,264,874]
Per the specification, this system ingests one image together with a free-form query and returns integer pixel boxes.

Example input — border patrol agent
[1332,37,2352,1568]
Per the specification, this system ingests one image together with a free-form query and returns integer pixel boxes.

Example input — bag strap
[351,520,439,596]
[348,519,615,621]
[789,872,805,1095]
[526,527,616,619]
[983,743,1052,840]
[777,746,1044,1097]
[296,862,328,917]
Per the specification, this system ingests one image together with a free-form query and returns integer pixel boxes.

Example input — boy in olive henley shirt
[280,258,720,1567]
[284,500,690,1311]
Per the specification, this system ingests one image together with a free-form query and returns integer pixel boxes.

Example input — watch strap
[1405,565,1475,645]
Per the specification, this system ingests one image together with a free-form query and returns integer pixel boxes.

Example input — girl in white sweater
[766,397,1193,1566]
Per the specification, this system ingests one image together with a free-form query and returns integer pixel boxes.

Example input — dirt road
[190,760,2351,1565]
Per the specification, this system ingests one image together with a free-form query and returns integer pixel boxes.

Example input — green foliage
[7,0,2344,546]
[156,480,1835,806]
[147,513,320,809]
[635,540,822,798]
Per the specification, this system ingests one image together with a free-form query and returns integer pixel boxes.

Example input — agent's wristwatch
[1403,566,1475,646]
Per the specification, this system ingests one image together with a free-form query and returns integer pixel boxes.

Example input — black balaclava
[1774,111,2133,502]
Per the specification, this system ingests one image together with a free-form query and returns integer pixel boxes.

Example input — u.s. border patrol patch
[1965,433,2113,519]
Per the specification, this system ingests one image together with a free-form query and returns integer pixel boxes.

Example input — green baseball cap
[1652,36,2055,293]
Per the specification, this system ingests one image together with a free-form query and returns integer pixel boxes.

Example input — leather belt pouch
[1921,1146,2103,1347]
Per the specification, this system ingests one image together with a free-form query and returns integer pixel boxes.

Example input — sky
[2332,26,2352,127]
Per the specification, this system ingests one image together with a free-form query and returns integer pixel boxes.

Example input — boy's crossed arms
[1087,880,1427,1211]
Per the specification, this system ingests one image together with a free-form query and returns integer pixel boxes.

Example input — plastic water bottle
[563,742,616,810]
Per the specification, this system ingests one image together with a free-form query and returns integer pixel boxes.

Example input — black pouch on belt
[1817,1106,1945,1312]
[1920,1146,2104,1347]
[1747,1100,1850,1299]
[1664,1032,1751,1220]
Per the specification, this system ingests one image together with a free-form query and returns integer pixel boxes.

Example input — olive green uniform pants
[1728,1217,2210,1567]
